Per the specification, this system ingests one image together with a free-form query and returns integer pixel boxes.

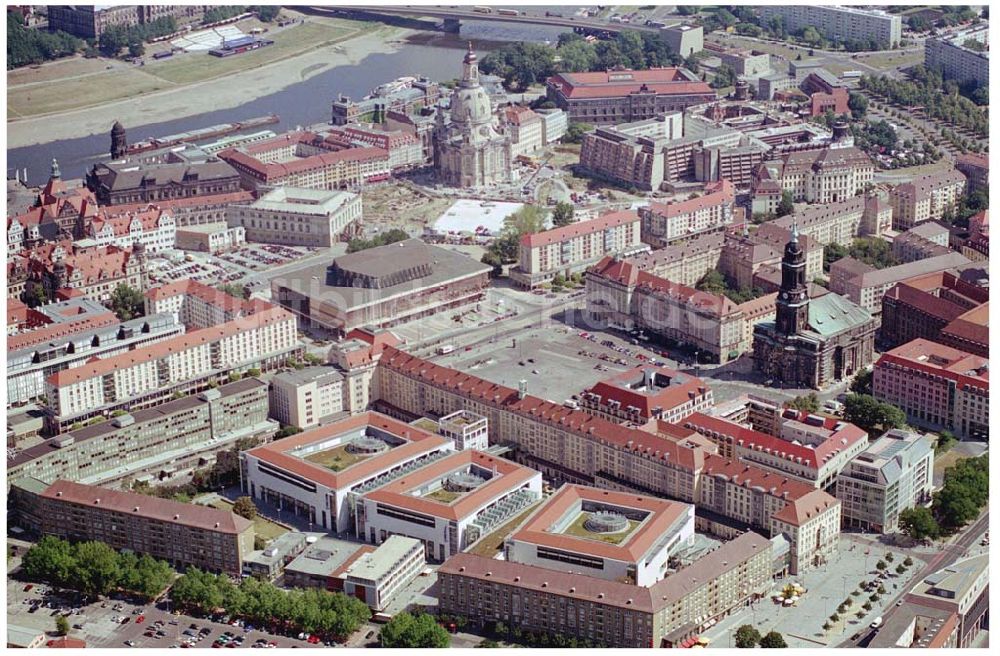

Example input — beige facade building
[11,478,254,574]
[772,193,891,245]
[889,169,967,230]
[639,180,735,247]
[752,147,875,212]
[230,187,363,247]
[505,105,544,159]
[269,366,345,429]
[510,210,644,289]
[829,252,971,315]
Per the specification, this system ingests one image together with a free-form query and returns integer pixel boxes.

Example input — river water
[8,20,566,186]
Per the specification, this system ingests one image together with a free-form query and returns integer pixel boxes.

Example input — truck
[843,70,864,79]
[497,9,519,16]
[437,344,456,355]
[870,616,883,629]
[472,6,492,14]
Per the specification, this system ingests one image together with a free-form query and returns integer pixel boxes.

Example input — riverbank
[7,17,412,149]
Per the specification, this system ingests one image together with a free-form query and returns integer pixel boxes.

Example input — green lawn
[208,498,289,542]
[304,443,368,472]
[7,67,175,117]
[562,513,640,545]
[468,503,542,557]
[426,488,462,504]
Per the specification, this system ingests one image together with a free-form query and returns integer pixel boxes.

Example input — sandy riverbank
[6,25,412,150]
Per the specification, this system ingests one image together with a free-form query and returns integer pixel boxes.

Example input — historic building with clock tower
[753,225,877,390]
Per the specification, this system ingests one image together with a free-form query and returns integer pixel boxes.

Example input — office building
[880,270,989,351]
[241,412,455,533]
[546,68,716,125]
[836,429,934,533]
[357,449,542,561]
[436,410,489,451]
[219,131,390,191]
[329,124,424,172]
[326,326,403,416]
[439,531,773,648]
[504,105,544,159]
[873,339,988,440]
[46,4,139,38]
[510,210,644,289]
[889,169,967,230]
[752,147,875,212]
[830,251,971,316]
[892,222,952,263]
[231,187,362,247]
[924,25,989,87]
[639,180,735,248]
[772,194,891,245]
[892,554,989,648]
[581,365,713,425]
[10,477,254,574]
[661,24,703,58]
[505,485,694,586]
[8,379,273,488]
[331,76,441,126]
[174,222,246,254]
[759,5,902,48]
[271,239,491,337]
[342,535,425,611]
[536,108,568,144]
[86,149,242,206]
[269,366,345,430]
[954,152,988,194]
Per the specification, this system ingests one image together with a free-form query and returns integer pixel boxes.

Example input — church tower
[111,120,128,159]
[775,223,810,335]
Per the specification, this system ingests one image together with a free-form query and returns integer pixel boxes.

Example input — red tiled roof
[643,180,733,219]
[8,311,119,352]
[39,479,252,534]
[92,207,170,237]
[548,68,714,99]
[771,487,840,527]
[363,450,537,521]
[146,278,247,314]
[700,454,817,501]
[876,338,988,391]
[584,365,709,419]
[221,139,388,182]
[521,210,639,248]
[510,484,691,562]
[588,256,738,317]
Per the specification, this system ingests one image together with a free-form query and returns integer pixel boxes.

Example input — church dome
[451,85,493,126]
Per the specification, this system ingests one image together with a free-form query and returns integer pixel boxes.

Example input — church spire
[50,158,61,180]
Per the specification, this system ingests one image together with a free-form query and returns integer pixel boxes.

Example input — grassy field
[856,50,924,71]
[144,20,362,85]
[468,502,542,557]
[208,498,289,542]
[563,513,640,545]
[304,444,369,472]
[8,68,176,117]
[7,56,115,86]
[708,34,806,62]
[426,488,462,504]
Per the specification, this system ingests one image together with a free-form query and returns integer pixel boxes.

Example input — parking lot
[146,243,319,289]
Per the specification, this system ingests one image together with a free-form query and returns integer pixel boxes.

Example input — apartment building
[924,25,989,87]
[88,207,176,253]
[752,147,875,213]
[892,222,951,263]
[8,303,183,408]
[329,124,423,172]
[504,485,695,587]
[44,296,298,432]
[835,429,934,533]
[219,131,391,191]
[954,152,988,194]
[9,241,146,305]
[627,231,725,287]
[759,5,902,48]
[342,535,425,611]
[356,450,541,562]
[8,379,274,488]
[684,410,868,491]
[269,366,345,429]
[580,365,713,426]
[880,271,989,351]
[327,327,403,416]
[639,180,735,248]
[772,193,891,246]
[829,251,971,316]
[585,256,746,363]
[229,187,363,247]
[546,68,716,125]
[241,412,455,533]
[10,478,254,574]
[504,105,544,159]
[272,239,491,336]
[510,210,644,289]
[373,347,841,574]
[889,169,967,230]
[873,339,988,440]
[536,108,568,144]
[439,531,773,648]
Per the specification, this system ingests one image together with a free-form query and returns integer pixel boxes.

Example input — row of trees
[899,451,987,542]
[860,70,988,135]
[379,611,450,647]
[170,569,371,640]
[823,237,899,272]
[129,436,261,504]
[695,269,766,304]
[734,625,787,648]
[345,227,409,253]
[99,16,177,58]
[480,205,547,273]
[22,536,173,600]
[8,10,82,69]
[843,393,907,438]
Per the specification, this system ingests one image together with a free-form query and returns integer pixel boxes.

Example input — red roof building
[581,364,713,425]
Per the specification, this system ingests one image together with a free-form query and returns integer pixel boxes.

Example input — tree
[895,563,906,575]
[72,541,121,598]
[504,205,547,236]
[110,283,144,321]
[696,269,728,295]
[734,625,761,648]
[55,615,70,636]
[823,242,847,272]
[876,560,887,571]
[380,611,450,648]
[844,394,906,437]
[711,63,736,89]
[557,39,598,72]
[759,631,788,648]
[933,454,988,529]
[232,496,258,520]
[480,42,556,92]
[862,601,872,611]
[849,369,873,396]
[563,121,595,144]
[551,202,575,228]
[477,639,500,648]
[128,41,145,57]
[898,506,939,541]
[21,535,76,586]
[481,250,503,278]
[776,190,795,217]
[848,92,869,120]
[22,281,48,308]
[786,393,820,413]
[935,430,957,455]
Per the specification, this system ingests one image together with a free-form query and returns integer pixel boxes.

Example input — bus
[497,9,519,16]
[843,70,864,79]
[472,6,492,14]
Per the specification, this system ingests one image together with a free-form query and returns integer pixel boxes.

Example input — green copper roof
[805,293,872,338]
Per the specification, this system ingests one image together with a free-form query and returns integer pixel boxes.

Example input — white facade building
[269,366,345,429]
[230,187,363,247]
[90,208,176,253]
[342,535,425,611]
[760,5,902,48]
[536,108,568,144]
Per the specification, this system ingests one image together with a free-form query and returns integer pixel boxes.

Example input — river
[8,20,566,186]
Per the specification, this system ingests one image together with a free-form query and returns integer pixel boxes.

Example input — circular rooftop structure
[347,436,389,456]
[444,471,486,492]
[584,511,629,534]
